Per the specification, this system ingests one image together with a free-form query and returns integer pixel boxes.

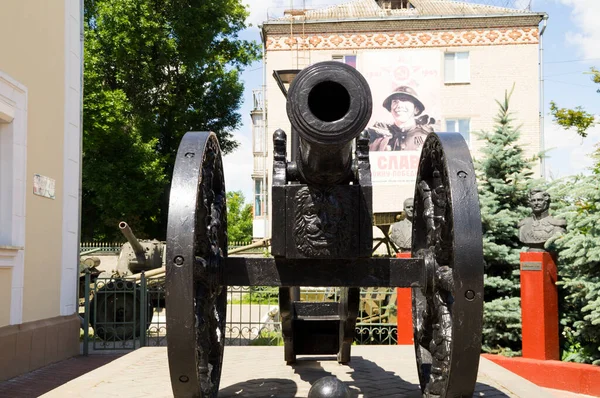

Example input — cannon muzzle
[119,221,146,265]
[286,61,372,185]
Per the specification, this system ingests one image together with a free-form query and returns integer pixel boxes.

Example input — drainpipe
[260,28,269,240]
[539,14,548,178]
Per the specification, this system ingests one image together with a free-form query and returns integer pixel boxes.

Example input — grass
[228,295,279,305]
[228,286,279,305]
[249,329,283,346]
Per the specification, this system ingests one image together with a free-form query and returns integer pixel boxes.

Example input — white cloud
[554,0,600,59]
[544,117,600,179]
[514,0,532,9]
[243,0,349,27]
[243,0,283,27]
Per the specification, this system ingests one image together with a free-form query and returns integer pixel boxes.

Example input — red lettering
[411,156,419,169]
[399,156,409,169]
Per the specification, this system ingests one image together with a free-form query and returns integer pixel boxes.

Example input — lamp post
[273,69,301,161]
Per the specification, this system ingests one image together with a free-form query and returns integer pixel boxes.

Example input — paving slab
[0,354,123,398]
[38,346,569,397]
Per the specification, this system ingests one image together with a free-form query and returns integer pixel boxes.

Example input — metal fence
[81,274,399,353]
[80,241,255,255]
[81,273,167,353]
[80,242,122,254]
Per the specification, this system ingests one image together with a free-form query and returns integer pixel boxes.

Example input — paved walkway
[0,346,584,398]
[0,354,123,398]
[1,346,595,397]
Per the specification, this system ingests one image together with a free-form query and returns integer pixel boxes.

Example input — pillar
[520,251,559,360]
[396,252,413,345]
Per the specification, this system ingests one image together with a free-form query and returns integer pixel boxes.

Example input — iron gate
[81,273,398,353]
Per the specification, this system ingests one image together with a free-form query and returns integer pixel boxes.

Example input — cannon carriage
[165,61,484,397]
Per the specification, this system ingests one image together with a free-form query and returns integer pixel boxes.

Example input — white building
[252,0,546,239]
[0,0,82,380]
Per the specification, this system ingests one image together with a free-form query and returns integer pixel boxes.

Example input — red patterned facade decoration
[266,28,539,51]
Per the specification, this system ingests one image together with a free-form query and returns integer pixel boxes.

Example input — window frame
[332,54,357,68]
[254,178,267,217]
[0,70,27,326]
[445,118,471,144]
[444,52,470,84]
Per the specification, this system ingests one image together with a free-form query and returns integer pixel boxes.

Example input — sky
[222,0,600,201]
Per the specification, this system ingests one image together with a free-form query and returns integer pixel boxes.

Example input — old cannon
[165,61,484,397]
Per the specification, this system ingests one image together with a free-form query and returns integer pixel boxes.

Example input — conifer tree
[547,65,599,363]
[547,148,600,364]
[475,87,536,354]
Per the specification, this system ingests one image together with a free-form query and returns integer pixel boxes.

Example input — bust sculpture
[518,189,566,251]
[389,197,414,252]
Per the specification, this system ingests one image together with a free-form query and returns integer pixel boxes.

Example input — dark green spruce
[475,87,537,355]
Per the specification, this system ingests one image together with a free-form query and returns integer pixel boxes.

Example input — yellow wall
[0,1,66,322]
[0,268,12,326]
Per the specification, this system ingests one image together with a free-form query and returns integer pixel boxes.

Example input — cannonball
[308,376,351,398]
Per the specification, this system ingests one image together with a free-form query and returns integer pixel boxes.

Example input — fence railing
[80,242,123,254]
[81,275,398,353]
[80,241,256,255]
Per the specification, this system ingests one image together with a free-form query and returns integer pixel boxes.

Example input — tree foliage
[82,0,260,240]
[226,191,253,242]
[475,87,536,354]
[549,67,598,138]
[547,169,600,365]
[549,101,595,138]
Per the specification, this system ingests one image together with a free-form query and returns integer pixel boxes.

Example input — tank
[116,221,164,275]
[88,223,165,341]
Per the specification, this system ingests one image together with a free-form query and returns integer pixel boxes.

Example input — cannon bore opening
[308,81,350,122]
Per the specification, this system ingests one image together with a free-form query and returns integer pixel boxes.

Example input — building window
[444,52,470,83]
[445,118,470,144]
[0,122,11,245]
[332,55,356,68]
[254,179,263,217]
[252,116,265,153]
[377,0,413,9]
[0,71,27,325]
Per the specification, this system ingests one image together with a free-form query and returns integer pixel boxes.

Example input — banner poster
[358,50,441,213]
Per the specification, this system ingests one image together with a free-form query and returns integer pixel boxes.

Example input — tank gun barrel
[119,221,146,265]
[286,61,372,185]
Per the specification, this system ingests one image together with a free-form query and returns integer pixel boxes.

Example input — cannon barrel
[286,61,372,185]
[119,221,146,265]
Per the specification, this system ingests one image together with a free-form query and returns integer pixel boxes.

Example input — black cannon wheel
[411,133,484,397]
[166,132,227,398]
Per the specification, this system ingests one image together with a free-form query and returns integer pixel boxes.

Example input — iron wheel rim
[411,133,484,397]
[166,131,227,397]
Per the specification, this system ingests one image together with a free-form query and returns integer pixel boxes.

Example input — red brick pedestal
[520,251,559,360]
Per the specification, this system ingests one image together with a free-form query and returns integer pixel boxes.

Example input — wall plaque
[521,262,542,271]
[33,174,56,199]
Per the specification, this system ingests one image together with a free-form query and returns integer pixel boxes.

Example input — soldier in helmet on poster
[367,86,435,151]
